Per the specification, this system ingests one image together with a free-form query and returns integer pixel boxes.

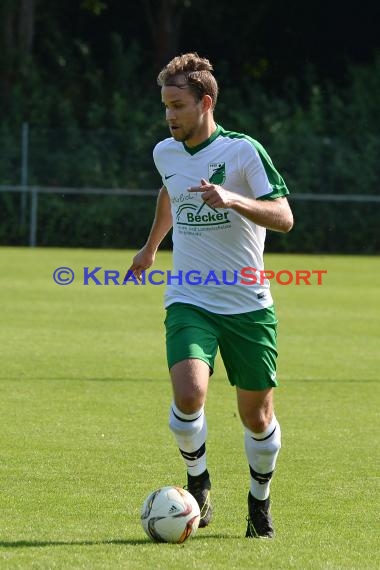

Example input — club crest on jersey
[208,162,226,184]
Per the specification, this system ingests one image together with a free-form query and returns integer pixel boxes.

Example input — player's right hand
[126,246,156,282]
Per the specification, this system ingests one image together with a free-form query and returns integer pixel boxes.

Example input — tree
[0,0,36,108]
[142,0,192,71]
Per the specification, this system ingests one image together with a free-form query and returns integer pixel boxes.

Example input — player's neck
[186,117,217,148]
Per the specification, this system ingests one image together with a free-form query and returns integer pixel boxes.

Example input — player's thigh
[236,387,274,433]
[165,303,219,413]
[170,358,210,413]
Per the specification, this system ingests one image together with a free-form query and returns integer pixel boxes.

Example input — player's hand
[126,246,156,282]
[188,178,234,209]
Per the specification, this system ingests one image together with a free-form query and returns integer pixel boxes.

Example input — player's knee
[237,388,275,434]
[242,413,272,434]
[173,395,204,415]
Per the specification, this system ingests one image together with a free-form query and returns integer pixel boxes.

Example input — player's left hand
[188,178,234,209]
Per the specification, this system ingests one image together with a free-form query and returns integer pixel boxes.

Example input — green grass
[0,247,379,569]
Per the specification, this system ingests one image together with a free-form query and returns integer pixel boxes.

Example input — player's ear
[202,94,213,113]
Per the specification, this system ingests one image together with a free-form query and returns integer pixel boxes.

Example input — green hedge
[1,191,378,254]
[1,52,379,252]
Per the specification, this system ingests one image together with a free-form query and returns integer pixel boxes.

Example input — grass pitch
[0,247,379,569]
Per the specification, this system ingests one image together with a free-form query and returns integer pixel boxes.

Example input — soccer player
[129,53,293,538]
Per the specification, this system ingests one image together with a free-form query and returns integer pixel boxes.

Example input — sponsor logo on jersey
[176,201,230,227]
[208,162,226,184]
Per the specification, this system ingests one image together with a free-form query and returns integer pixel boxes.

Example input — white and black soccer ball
[141,486,200,543]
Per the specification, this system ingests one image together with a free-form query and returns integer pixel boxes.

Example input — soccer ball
[141,486,200,543]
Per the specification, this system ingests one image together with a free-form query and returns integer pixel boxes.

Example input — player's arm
[188,179,293,233]
[222,192,293,233]
[128,186,172,279]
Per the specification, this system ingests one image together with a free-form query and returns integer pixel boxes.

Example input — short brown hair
[157,52,219,109]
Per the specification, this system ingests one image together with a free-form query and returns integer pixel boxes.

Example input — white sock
[169,402,207,476]
[244,415,281,500]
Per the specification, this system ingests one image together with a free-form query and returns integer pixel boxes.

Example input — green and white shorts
[165,302,278,391]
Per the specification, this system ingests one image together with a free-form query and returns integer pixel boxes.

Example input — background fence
[1,124,379,253]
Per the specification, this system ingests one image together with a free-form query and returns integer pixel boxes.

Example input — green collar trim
[182,124,221,155]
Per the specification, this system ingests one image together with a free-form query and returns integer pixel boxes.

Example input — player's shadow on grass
[0,535,233,548]
[0,539,147,548]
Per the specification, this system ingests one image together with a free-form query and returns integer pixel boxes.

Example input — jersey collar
[182,124,222,155]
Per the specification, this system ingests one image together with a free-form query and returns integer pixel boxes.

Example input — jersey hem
[164,297,274,315]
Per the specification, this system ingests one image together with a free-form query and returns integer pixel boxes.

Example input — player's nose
[166,107,177,121]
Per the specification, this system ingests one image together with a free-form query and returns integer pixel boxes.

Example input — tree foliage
[0,1,379,252]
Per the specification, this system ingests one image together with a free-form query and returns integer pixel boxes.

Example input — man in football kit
[129,53,293,538]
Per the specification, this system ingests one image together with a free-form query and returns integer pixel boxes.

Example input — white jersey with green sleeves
[153,124,289,315]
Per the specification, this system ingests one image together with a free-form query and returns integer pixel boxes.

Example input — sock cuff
[245,414,279,441]
[171,401,204,422]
